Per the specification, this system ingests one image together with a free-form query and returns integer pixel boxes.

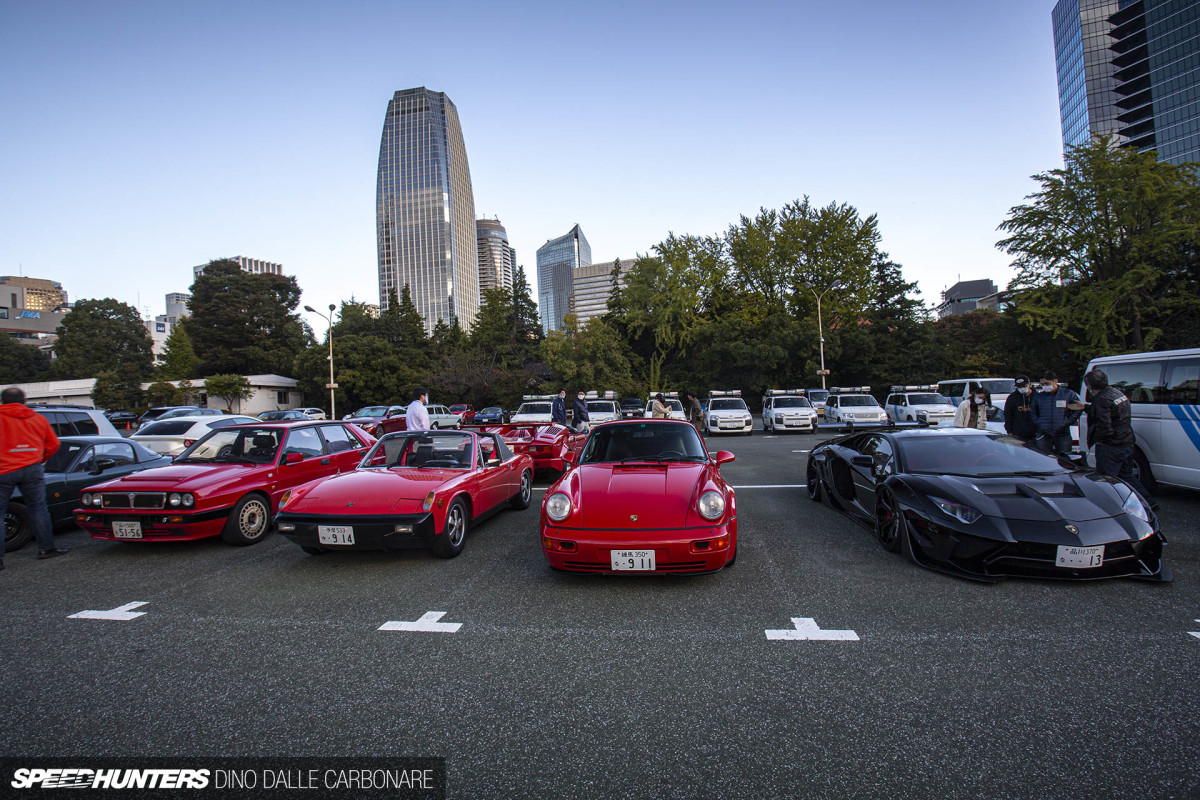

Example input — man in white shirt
[406,387,431,431]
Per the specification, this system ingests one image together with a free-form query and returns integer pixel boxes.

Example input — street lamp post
[304,303,338,419]
[803,279,843,390]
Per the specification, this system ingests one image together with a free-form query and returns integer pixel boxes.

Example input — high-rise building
[0,276,67,312]
[165,292,191,321]
[193,256,284,279]
[569,258,629,327]
[376,87,479,334]
[476,219,516,297]
[936,279,1001,319]
[1053,0,1200,164]
[537,224,591,334]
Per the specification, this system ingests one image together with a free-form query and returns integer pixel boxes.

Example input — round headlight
[698,490,726,521]
[182,493,195,508]
[81,493,93,506]
[168,493,182,507]
[546,492,573,522]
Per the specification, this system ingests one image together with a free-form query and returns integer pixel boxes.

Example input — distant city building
[476,218,516,296]
[537,224,591,334]
[363,303,380,319]
[193,256,284,280]
[937,279,1001,319]
[0,276,67,312]
[165,292,191,321]
[569,258,629,327]
[376,87,479,334]
[144,293,190,366]
[1053,0,1200,164]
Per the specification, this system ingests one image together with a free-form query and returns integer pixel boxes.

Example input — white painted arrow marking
[1189,620,1200,639]
[766,617,859,641]
[378,611,462,633]
[68,601,148,621]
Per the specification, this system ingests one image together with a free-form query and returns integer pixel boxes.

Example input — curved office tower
[476,218,516,296]
[537,224,590,334]
[377,88,479,333]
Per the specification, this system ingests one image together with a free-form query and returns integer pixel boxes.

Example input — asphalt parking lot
[3,425,1199,799]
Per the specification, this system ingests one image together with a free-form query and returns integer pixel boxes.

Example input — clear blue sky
[1,0,1064,332]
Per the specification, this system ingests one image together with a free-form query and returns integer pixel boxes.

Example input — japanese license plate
[1056,544,1103,568]
[611,549,655,571]
[318,525,355,545]
[112,520,142,539]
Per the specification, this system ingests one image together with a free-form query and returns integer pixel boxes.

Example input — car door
[473,434,515,511]
[317,423,370,473]
[274,427,333,503]
[849,435,893,513]
[1161,357,1200,487]
[64,442,143,519]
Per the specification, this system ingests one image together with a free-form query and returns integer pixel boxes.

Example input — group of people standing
[551,389,591,434]
[648,392,705,433]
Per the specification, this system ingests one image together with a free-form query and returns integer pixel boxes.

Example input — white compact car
[823,388,887,426]
[705,391,754,435]
[646,391,687,421]
[884,385,956,425]
[511,395,557,425]
[297,407,327,420]
[805,388,830,417]
[762,389,817,433]
[424,404,461,429]
[585,392,621,424]
[131,414,259,456]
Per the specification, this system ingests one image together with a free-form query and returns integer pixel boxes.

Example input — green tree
[161,323,199,380]
[997,135,1200,354]
[53,298,153,380]
[145,380,179,407]
[293,334,422,413]
[188,260,310,375]
[0,336,51,383]
[203,373,253,412]
[540,315,637,393]
[90,363,145,410]
[176,378,199,405]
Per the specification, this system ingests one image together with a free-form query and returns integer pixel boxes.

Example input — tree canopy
[53,298,153,380]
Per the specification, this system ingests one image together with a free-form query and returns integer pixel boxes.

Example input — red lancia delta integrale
[540,419,737,573]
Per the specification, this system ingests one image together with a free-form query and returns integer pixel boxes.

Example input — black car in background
[474,406,510,424]
[104,410,140,430]
[806,428,1170,582]
[619,397,645,419]
[3,436,171,551]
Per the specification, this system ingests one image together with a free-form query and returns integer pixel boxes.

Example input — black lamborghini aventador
[806,428,1171,582]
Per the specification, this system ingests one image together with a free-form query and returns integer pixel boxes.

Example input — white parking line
[766,617,859,641]
[379,611,462,633]
[68,601,149,621]
[1189,619,1200,639]
[792,450,810,453]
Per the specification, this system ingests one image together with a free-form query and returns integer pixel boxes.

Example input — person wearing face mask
[1030,371,1082,456]
[1004,376,1038,442]
[551,389,568,427]
[571,390,590,433]
[953,387,992,430]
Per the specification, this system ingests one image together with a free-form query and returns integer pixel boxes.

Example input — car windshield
[45,442,88,473]
[981,379,1016,396]
[158,408,198,419]
[908,394,952,406]
[136,420,197,436]
[709,398,747,411]
[481,406,502,414]
[898,434,1073,477]
[350,406,390,418]
[774,398,812,408]
[516,403,551,415]
[361,432,476,469]
[259,411,287,420]
[450,405,468,412]
[588,401,617,413]
[580,422,708,463]
[176,427,282,464]
[808,390,829,402]
[839,396,879,407]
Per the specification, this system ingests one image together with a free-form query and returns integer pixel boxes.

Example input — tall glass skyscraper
[1053,0,1200,164]
[377,87,479,333]
[536,224,590,334]
[476,218,516,297]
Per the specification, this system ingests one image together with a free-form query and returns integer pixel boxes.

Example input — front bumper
[540,523,734,573]
[773,417,815,431]
[274,511,437,551]
[706,418,753,434]
[75,509,230,542]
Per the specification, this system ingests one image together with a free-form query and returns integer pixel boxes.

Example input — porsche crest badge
[630,514,638,521]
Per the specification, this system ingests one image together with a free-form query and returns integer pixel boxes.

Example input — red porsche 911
[540,419,737,573]
[274,429,534,557]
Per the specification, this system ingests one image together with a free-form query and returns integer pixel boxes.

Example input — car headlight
[168,493,182,507]
[698,490,725,521]
[81,493,93,506]
[423,491,435,513]
[279,490,292,509]
[182,493,194,508]
[932,497,982,525]
[1122,489,1151,524]
[775,414,784,423]
[709,417,717,425]
[546,492,572,521]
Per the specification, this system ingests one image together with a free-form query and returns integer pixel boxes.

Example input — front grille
[100,493,166,510]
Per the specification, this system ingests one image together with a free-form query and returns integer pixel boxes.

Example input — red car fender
[541,466,584,522]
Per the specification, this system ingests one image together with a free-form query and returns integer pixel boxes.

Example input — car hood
[905,472,1130,522]
[575,463,707,528]
[288,468,463,514]
[708,409,749,417]
[86,463,277,493]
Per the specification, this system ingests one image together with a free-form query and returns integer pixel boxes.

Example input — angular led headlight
[932,496,982,525]
[1122,489,1151,524]
[546,492,572,522]
[698,490,725,521]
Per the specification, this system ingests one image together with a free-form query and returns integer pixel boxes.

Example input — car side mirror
[487,457,501,467]
[563,451,577,465]
[90,457,117,475]
[851,455,874,468]
[714,450,735,466]
[285,452,305,464]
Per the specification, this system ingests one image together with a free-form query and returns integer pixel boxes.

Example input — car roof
[57,434,141,445]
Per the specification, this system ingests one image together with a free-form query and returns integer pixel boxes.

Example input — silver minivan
[1081,348,1200,492]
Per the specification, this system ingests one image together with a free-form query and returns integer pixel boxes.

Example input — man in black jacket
[1004,376,1037,442]
[1082,369,1154,507]
[570,390,590,433]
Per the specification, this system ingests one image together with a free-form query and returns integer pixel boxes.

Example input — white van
[936,378,1017,404]
[1081,348,1200,492]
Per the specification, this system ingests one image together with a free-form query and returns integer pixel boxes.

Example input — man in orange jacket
[1,387,68,568]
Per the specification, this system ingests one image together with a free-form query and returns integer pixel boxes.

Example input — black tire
[509,469,533,509]
[431,497,468,558]
[806,460,823,503]
[1132,447,1158,494]
[301,546,327,555]
[4,503,31,551]
[874,488,903,553]
[726,544,737,567]
[430,422,439,430]
[221,493,272,546]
